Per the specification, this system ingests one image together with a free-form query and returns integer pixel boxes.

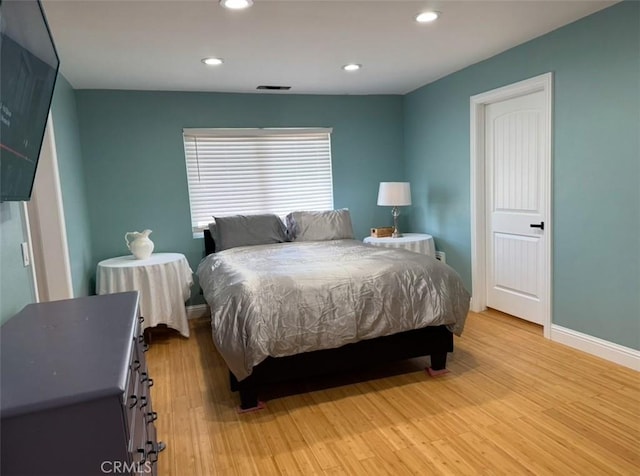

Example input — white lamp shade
[377,182,412,206]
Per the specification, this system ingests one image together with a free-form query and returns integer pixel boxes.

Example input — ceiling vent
[257,85,291,90]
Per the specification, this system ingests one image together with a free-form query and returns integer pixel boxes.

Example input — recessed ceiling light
[343,64,361,72]
[416,11,440,23]
[220,0,253,10]
[202,57,223,66]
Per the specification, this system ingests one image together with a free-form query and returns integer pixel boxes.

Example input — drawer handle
[146,411,158,423]
[147,446,158,464]
[142,343,149,353]
[141,372,154,388]
[139,316,145,324]
[147,440,165,464]
[132,359,141,371]
[146,440,157,463]
[137,446,147,464]
[128,395,138,409]
[140,395,148,409]
[138,334,145,344]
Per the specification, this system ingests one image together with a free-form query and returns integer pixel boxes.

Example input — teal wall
[0,73,91,324]
[404,2,639,349]
[0,202,36,324]
[31,2,634,350]
[51,75,93,297]
[75,92,405,303]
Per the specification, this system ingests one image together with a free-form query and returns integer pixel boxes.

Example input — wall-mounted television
[0,0,59,202]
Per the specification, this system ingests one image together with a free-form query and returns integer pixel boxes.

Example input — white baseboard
[187,304,210,320]
[469,296,481,313]
[550,325,640,371]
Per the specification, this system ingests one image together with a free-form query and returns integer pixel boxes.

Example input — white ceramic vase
[125,229,154,259]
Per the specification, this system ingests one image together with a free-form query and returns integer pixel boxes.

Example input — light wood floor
[146,310,639,475]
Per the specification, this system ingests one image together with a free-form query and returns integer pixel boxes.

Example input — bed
[197,212,470,410]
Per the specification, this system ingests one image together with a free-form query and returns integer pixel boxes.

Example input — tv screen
[0,0,59,202]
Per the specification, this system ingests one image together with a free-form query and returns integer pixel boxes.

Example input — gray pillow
[213,214,287,251]
[286,209,354,241]
[208,222,217,237]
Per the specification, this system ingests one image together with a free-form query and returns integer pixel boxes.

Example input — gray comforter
[197,240,470,380]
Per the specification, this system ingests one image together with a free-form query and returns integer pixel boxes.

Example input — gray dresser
[1,292,162,475]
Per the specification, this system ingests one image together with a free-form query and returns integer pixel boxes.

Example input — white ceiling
[41,0,616,95]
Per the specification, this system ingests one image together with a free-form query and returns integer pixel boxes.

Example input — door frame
[25,113,74,302]
[469,72,553,337]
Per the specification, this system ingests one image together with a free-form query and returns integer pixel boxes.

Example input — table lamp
[377,182,411,238]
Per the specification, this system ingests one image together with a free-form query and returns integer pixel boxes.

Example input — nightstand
[363,232,436,257]
[97,253,193,337]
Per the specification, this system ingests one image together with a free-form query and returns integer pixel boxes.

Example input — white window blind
[183,128,334,232]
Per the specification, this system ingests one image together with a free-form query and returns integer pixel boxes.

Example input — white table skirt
[97,253,194,337]
[363,233,436,257]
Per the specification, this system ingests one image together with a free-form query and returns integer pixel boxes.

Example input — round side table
[97,253,193,337]
[363,233,436,257]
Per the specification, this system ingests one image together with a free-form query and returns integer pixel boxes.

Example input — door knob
[530,222,544,230]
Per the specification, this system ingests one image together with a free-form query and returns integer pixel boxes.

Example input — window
[183,128,334,232]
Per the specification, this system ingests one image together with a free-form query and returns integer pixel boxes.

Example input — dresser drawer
[125,314,160,475]
[124,356,141,405]
[128,400,150,475]
[126,382,159,475]
[145,423,160,476]
[123,335,142,429]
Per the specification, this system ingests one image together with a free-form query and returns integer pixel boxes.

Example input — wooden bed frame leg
[239,388,260,411]
[430,352,447,370]
[427,352,450,377]
[236,375,265,413]
[229,371,239,392]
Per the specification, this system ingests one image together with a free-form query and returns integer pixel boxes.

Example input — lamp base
[391,206,402,238]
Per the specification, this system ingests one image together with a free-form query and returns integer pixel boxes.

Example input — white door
[26,115,74,302]
[485,91,547,325]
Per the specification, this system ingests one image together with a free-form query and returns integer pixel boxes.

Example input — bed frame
[203,229,454,410]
